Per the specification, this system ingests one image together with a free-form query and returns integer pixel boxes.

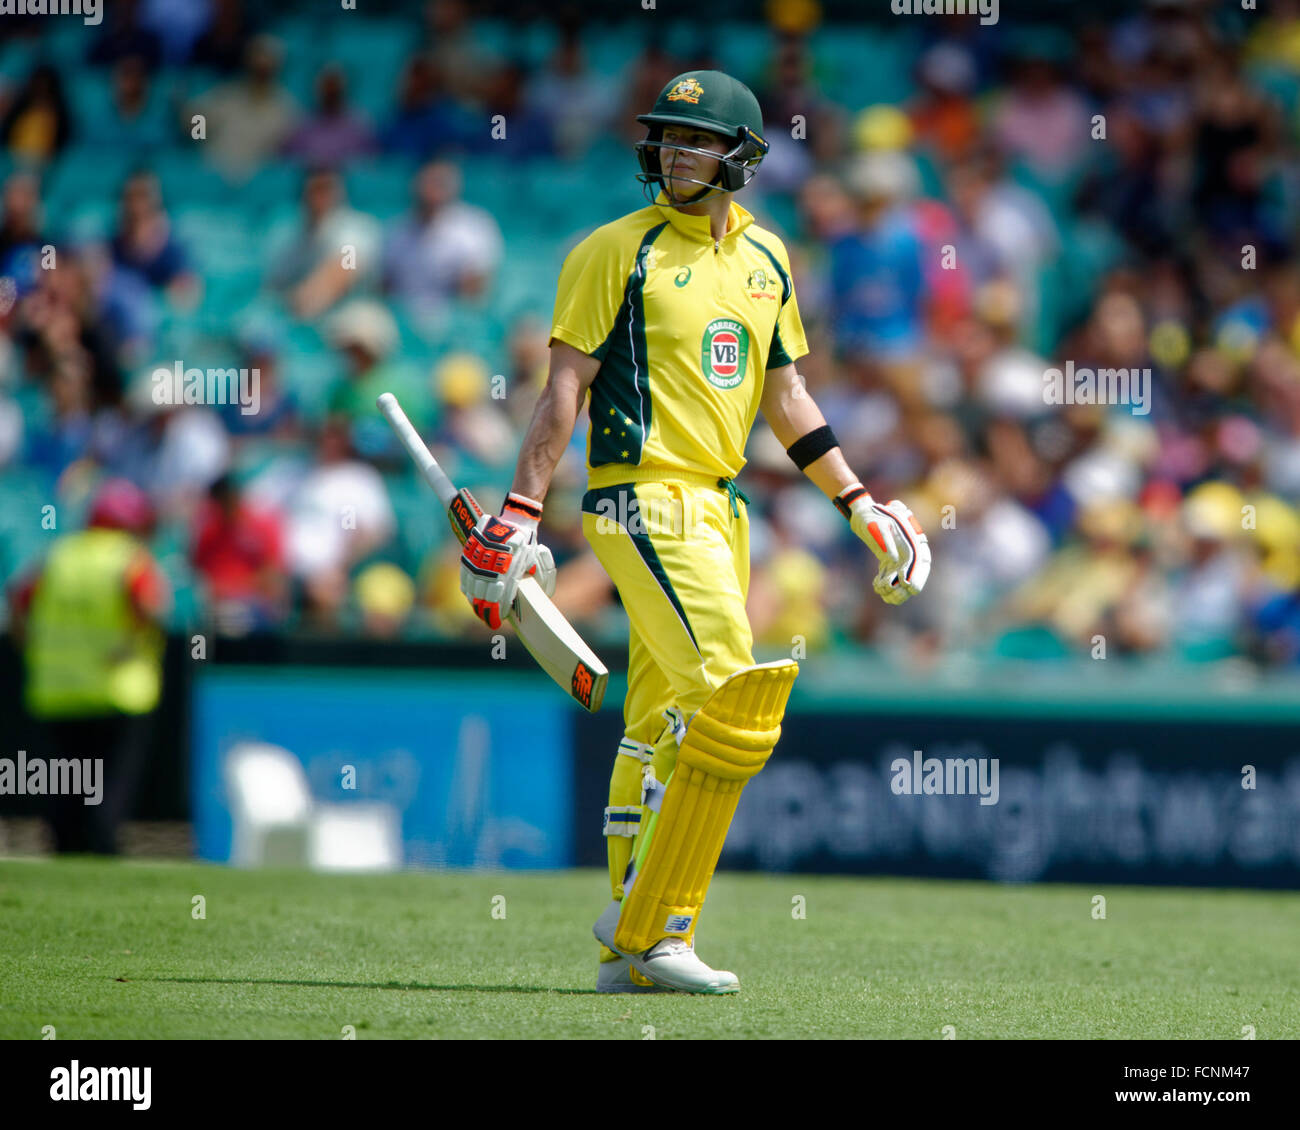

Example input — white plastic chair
[224,742,313,868]
[223,741,402,871]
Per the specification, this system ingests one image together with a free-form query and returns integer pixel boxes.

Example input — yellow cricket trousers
[582,468,755,740]
[582,467,755,902]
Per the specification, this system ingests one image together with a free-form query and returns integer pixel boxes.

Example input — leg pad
[614,660,798,954]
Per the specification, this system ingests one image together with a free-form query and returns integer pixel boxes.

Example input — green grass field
[2,859,1297,1039]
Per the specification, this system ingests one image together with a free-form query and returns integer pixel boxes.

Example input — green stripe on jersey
[590,223,667,467]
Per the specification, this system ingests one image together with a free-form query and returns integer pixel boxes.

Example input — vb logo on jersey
[701,318,749,389]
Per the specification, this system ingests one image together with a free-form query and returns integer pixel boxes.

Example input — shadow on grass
[143,976,605,995]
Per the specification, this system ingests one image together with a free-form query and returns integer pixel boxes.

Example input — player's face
[660,126,728,196]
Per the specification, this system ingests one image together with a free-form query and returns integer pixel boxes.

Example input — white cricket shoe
[596,953,665,993]
[592,899,740,994]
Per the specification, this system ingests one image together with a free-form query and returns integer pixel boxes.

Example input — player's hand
[458,493,556,629]
[871,499,930,604]
[837,485,931,605]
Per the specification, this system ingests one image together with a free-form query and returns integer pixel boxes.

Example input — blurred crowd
[3,0,1300,669]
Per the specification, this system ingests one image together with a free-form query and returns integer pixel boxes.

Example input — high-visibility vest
[24,529,164,717]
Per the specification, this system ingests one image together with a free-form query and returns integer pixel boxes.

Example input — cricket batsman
[459,71,931,992]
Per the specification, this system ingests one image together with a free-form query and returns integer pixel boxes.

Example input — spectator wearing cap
[852,104,914,155]
[1001,498,1152,654]
[1245,490,1300,665]
[964,280,1056,422]
[430,351,513,471]
[829,151,927,373]
[354,562,417,639]
[1171,482,1253,661]
[324,300,425,462]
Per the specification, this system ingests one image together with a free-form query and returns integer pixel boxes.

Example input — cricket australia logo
[666,78,704,104]
[700,318,749,389]
[746,267,776,301]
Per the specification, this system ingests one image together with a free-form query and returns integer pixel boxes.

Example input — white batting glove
[836,484,931,606]
[459,492,556,629]
[873,498,930,604]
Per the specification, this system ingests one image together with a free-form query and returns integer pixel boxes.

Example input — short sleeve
[766,237,809,369]
[550,227,630,359]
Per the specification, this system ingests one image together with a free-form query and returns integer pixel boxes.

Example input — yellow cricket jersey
[550,189,809,489]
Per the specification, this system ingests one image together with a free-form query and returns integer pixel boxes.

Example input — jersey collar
[653,190,754,245]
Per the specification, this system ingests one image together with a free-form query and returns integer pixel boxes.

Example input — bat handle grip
[376,391,456,508]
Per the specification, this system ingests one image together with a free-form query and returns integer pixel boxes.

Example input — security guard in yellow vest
[11,479,170,853]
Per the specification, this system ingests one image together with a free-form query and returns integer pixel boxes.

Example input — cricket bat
[377,391,608,712]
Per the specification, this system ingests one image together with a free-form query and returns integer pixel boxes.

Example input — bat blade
[377,391,608,712]
[511,577,608,713]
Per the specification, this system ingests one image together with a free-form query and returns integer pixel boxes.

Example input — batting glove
[459,491,556,629]
[836,484,931,606]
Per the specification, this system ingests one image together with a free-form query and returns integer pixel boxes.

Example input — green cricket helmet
[635,70,770,205]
